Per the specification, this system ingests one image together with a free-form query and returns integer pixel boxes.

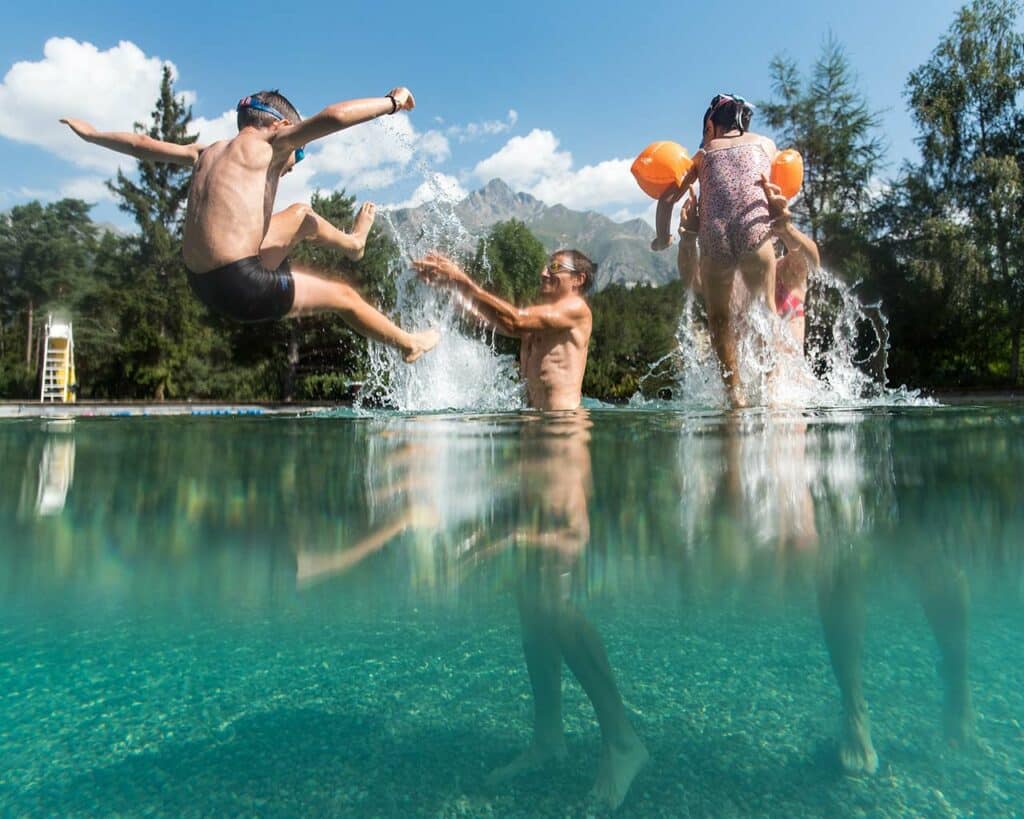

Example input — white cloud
[190,110,236,145]
[312,114,449,190]
[473,128,647,212]
[59,176,114,202]
[447,110,519,142]
[386,173,468,210]
[473,129,572,190]
[0,37,189,174]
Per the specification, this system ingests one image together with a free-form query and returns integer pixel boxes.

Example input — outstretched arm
[271,88,415,153]
[413,252,588,337]
[60,118,204,166]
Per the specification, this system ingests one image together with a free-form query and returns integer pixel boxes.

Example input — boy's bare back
[182,131,287,273]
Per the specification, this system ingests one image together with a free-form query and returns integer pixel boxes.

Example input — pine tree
[760,35,885,271]
[905,0,1024,383]
[107,65,226,400]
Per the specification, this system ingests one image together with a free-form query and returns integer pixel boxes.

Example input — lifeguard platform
[39,315,77,403]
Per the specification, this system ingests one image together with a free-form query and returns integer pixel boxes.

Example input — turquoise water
[1,406,1021,817]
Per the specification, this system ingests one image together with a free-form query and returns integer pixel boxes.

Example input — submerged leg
[287,268,438,363]
[817,555,878,775]
[556,606,648,810]
[915,560,975,748]
[487,591,568,785]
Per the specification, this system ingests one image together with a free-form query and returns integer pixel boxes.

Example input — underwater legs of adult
[915,559,976,748]
[486,590,568,786]
[817,553,878,775]
[556,604,649,810]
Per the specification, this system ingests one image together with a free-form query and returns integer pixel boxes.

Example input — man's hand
[759,174,791,230]
[387,87,416,112]
[678,192,699,236]
[651,235,672,251]
[412,251,469,287]
[60,118,97,141]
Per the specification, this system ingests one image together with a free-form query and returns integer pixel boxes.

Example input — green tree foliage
[105,64,229,400]
[0,199,97,394]
[902,0,1024,382]
[585,281,684,401]
[463,219,547,356]
[760,35,885,274]
[467,219,545,306]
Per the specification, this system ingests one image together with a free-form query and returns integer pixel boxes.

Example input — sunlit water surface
[1,405,1021,817]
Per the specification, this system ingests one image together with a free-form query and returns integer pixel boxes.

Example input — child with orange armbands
[651,93,778,406]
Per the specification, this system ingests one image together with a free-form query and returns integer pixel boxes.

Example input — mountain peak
[386,179,675,290]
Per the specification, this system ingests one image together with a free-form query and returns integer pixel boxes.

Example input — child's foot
[346,202,376,261]
[403,328,440,363]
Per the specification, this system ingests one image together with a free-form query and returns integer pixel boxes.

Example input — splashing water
[357,121,524,412]
[632,268,933,410]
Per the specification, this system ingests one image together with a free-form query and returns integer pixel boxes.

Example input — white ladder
[40,315,76,403]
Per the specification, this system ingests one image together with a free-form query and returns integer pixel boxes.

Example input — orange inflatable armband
[771,149,804,199]
[631,141,692,199]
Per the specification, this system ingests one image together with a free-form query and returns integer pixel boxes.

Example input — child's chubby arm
[651,154,701,251]
[271,88,415,155]
[60,118,205,165]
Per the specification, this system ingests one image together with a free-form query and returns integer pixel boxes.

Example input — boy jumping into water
[62,88,438,362]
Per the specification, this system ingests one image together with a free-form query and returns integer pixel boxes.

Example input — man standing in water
[415,250,649,808]
[412,249,592,410]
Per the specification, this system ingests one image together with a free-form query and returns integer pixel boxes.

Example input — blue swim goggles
[237,96,305,163]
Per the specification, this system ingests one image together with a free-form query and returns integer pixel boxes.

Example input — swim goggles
[544,258,577,275]
[237,96,305,162]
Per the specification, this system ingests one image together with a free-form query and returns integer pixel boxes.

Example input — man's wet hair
[554,249,596,293]
[236,90,302,130]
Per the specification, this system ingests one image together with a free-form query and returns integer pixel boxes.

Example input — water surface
[1,406,1021,816]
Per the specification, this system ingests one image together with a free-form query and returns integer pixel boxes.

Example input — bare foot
[403,328,440,363]
[943,693,977,750]
[346,202,376,261]
[486,740,567,786]
[590,734,649,810]
[840,708,878,776]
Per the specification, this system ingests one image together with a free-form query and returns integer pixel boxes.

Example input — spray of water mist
[631,267,933,410]
[356,120,524,413]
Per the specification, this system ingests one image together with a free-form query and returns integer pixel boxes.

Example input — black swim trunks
[187,256,296,322]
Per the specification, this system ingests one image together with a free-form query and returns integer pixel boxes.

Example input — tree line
[1,0,1021,402]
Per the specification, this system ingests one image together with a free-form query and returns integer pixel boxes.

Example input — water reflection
[0,409,1021,815]
[17,418,76,519]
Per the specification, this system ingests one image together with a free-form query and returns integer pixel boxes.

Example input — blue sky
[0,0,982,228]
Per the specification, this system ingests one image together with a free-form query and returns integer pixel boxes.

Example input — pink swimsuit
[776,279,805,319]
[698,142,773,269]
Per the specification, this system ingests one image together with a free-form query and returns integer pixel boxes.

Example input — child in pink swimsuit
[652,94,779,406]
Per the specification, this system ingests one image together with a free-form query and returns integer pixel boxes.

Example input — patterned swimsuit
[698,142,773,270]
